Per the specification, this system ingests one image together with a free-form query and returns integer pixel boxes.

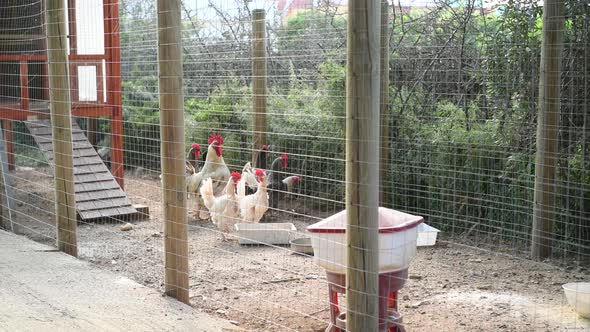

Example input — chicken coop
[0,0,589,331]
[0,0,144,222]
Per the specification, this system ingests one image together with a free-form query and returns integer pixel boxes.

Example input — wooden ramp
[24,120,138,221]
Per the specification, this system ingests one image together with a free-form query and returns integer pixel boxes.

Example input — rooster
[237,169,269,223]
[186,134,231,219]
[268,154,289,210]
[187,143,202,171]
[255,144,269,169]
[200,172,241,241]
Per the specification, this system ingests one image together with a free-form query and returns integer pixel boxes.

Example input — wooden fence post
[346,1,381,331]
[531,0,564,260]
[45,0,78,257]
[379,0,390,207]
[157,0,190,304]
[251,9,267,166]
[104,0,125,189]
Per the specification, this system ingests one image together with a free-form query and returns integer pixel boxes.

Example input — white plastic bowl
[562,282,590,319]
[417,223,440,247]
[290,237,314,255]
[307,208,423,273]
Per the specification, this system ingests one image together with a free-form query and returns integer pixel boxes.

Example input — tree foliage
[111,0,590,255]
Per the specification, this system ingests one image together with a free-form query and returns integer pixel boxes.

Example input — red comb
[208,134,224,145]
[191,143,200,150]
[281,153,289,161]
[230,171,241,183]
[255,169,265,177]
[261,145,268,150]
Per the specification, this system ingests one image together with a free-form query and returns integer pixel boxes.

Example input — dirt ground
[8,167,590,331]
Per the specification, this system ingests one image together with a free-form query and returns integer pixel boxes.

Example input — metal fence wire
[0,0,588,331]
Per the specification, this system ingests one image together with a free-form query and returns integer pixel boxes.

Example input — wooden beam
[0,54,104,61]
[0,105,111,120]
[157,0,190,304]
[0,55,46,61]
[0,34,46,40]
[69,54,107,61]
[97,61,105,104]
[41,59,49,100]
[379,0,390,207]
[20,61,30,111]
[68,62,79,102]
[41,0,49,101]
[46,0,78,257]
[2,121,14,171]
[251,9,267,166]
[104,0,124,189]
[0,108,48,121]
[67,0,77,55]
[72,105,111,117]
[531,0,564,260]
[346,1,381,331]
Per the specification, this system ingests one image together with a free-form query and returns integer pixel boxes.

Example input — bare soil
[8,167,590,331]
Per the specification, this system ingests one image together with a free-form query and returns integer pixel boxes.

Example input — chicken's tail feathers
[242,161,252,173]
[237,177,246,198]
[199,177,215,208]
[242,171,258,190]
[185,160,196,175]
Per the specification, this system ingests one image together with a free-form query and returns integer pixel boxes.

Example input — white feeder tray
[234,223,296,245]
[307,208,423,274]
[417,223,440,247]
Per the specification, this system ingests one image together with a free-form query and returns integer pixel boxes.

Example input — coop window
[75,0,105,55]
[77,66,97,102]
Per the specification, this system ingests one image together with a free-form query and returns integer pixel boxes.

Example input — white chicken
[200,172,241,241]
[282,175,301,192]
[186,134,231,219]
[237,168,269,223]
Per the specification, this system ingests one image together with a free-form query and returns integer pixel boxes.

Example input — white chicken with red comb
[200,172,241,240]
[281,175,301,192]
[237,168,269,223]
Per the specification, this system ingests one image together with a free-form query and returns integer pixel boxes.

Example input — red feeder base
[325,269,408,332]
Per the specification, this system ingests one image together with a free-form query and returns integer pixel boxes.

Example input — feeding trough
[307,207,423,274]
[234,223,296,245]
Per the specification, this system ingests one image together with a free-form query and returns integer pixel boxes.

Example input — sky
[184,0,509,21]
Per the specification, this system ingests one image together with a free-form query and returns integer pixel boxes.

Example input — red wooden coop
[0,0,124,188]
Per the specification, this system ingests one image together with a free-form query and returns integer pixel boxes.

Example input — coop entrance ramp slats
[24,119,138,221]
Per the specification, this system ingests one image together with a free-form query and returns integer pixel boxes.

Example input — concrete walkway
[0,230,240,332]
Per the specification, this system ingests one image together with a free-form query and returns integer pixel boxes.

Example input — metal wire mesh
[0,0,588,331]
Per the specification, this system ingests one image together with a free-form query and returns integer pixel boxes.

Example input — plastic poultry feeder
[307,207,423,274]
[307,207,423,332]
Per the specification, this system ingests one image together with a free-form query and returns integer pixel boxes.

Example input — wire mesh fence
[0,0,588,331]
